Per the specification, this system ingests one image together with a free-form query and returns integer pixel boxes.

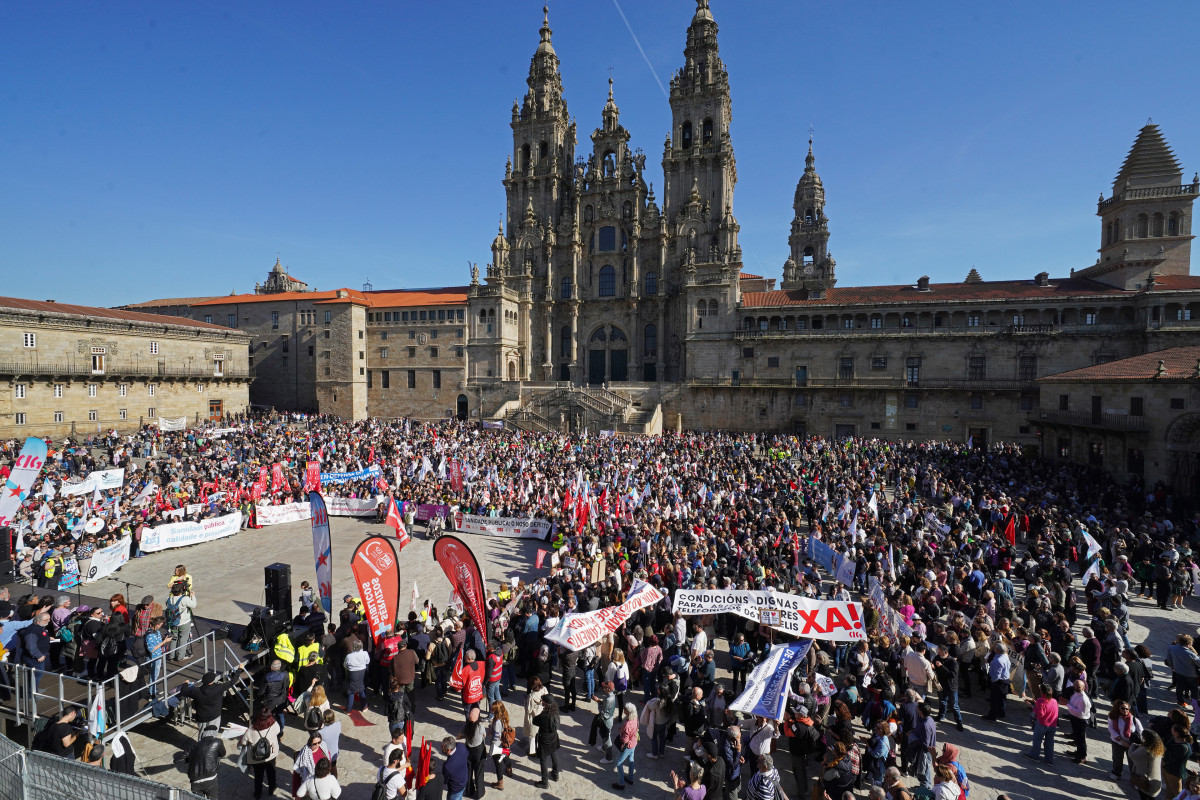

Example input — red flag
[1003,515,1016,547]
[431,535,489,644]
[270,463,284,492]
[349,536,402,641]
[563,487,574,512]
[448,647,465,690]
[536,549,548,569]
[303,460,321,493]
[386,498,410,549]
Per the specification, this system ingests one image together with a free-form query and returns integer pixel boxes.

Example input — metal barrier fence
[5,631,255,744]
[0,729,203,800]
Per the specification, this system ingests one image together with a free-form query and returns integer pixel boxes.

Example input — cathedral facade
[467,2,742,387]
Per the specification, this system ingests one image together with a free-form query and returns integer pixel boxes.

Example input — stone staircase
[499,384,662,435]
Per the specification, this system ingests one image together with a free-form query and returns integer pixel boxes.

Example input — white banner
[157,417,188,431]
[206,427,242,438]
[452,511,551,540]
[545,584,665,651]
[326,497,380,517]
[140,512,242,552]
[255,503,311,526]
[61,469,125,497]
[256,497,381,525]
[162,503,205,521]
[672,589,866,642]
[84,536,132,583]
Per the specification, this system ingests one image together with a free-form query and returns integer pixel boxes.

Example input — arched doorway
[507,361,517,382]
[588,325,628,384]
[456,394,468,421]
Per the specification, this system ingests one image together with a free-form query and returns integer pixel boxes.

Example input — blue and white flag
[729,640,812,721]
[1082,530,1102,559]
[309,491,334,615]
[835,553,857,587]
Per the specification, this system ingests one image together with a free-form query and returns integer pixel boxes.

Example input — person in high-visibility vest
[273,631,295,669]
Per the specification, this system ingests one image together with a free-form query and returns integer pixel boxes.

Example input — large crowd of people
[2,414,1199,800]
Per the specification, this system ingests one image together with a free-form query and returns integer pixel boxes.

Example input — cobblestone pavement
[86,517,1190,800]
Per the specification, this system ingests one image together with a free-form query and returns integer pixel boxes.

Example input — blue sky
[3,1,1198,307]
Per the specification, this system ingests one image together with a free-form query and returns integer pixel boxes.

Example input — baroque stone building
[465,1,1200,462]
[0,297,251,438]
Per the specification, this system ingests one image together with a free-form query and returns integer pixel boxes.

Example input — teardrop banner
[350,535,401,641]
[431,535,489,644]
[309,491,334,615]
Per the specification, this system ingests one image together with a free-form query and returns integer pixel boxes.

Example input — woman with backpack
[79,607,106,680]
[488,700,513,789]
[239,707,281,800]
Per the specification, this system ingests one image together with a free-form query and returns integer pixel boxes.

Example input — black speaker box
[264,563,292,615]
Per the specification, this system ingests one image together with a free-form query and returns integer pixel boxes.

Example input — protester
[239,707,281,800]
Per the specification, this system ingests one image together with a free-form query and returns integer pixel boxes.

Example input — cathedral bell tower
[781,138,836,294]
[662,0,737,265]
[503,6,577,244]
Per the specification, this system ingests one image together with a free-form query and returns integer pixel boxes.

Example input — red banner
[431,535,489,644]
[449,460,463,492]
[304,461,321,493]
[256,465,269,494]
[270,463,284,493]
[350,536,402,641]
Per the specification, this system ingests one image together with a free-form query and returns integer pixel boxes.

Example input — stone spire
[522,5,566,120]
[1113,122,1183,191]
[783,136,835,293]
[602,77,619,131]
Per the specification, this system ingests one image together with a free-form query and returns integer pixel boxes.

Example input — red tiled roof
[739,272,764,280]
[0,297,235,330]
[192,289,368,306]
[1040,346,1200,383]
[119,296,221,308]
[742,275,1200,308]
[363,287,469,308]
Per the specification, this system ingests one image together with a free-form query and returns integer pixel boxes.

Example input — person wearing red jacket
[457,649,485,713]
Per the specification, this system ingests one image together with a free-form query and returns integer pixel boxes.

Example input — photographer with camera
[165,579,197,662]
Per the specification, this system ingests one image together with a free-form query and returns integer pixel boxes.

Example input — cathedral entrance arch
[588,325,628,384]
[456,394,468,421]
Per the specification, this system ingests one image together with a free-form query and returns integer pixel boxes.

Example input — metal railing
[1031,409,1151,432]
[0,360,252,381]
[0,728,204,800]
[3,631,242,744]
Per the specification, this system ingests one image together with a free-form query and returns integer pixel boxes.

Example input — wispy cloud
[611,0,669,100]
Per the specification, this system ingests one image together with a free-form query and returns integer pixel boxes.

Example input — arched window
[708,300,718,316]
[743,317,754,330]
[561,276,573,299]
[584,205,594,223]
[1169,212,1179,235]
[697,301,708,318]
[539,140,548,160]
[681,121,693,149]
[702,118,713,144]
[598,226,616,251]
[598,266,616,297]
[644,324,657,357]
[1153,213,1164,237]
[644,271,657,295]
[805,207,815,224]
[1105,221,1114,245]
[560,326,571,358]
[479,309,487,322]
[803,246,815,265]
[1137,213,1149,238]
[759,318,769,331]
[521,144,530,172]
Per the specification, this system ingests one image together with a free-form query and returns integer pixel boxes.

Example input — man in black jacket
[185,726,226,798]
[182,667,248,737]
[933,642,964,732]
